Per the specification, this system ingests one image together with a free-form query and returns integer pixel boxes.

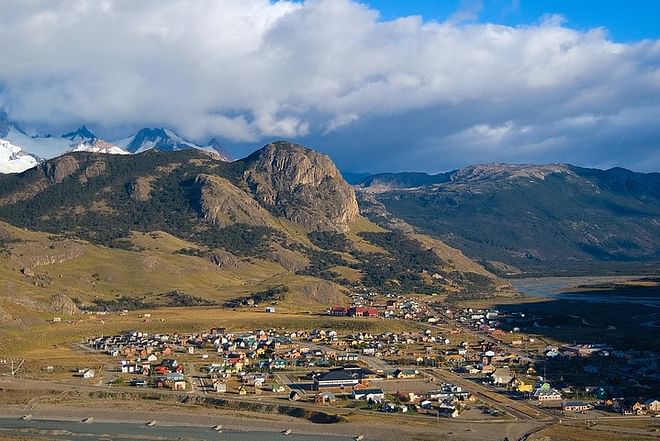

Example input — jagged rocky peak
[62,126,97,142]
[241,141,359,231]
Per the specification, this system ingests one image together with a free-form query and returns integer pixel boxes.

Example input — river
[510,276,660,308]
[0,417,354,441]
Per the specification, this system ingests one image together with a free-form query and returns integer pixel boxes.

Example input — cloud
[0,0,659,171]
[449,0,483,24]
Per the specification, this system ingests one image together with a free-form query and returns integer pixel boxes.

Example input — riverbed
[0,417,353,441]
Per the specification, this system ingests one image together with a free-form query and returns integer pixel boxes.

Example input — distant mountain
[67,139,129,155]
[207,138,233,161]
[0,113,232,173]
[116,128,231,161]
[356,171,451,190]
[0,139,40,174]
[61,126,97,143]
[357,164,660,275]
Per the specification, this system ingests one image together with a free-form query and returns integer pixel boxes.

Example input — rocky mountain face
[356,164,660,275]
[241,142,359,231]
[0,142,359,234]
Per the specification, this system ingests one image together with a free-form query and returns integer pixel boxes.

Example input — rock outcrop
[194,174,274,227]
[41,155,80,183]
[241,141,359,231]
[49,293,80,315]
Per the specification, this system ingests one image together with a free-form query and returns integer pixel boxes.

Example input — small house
[315,392,337,404]
[562,401,592,412]
[644,399,660,412]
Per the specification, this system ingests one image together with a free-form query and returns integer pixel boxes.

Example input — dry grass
[531,420,660,441]
[0,307,424,359]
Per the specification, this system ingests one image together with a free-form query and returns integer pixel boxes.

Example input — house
[165,372,186,390]
[491,368,514,387]
[481,364,496,374]
[314,369,361,393]
[315,392,337,404]
[562,401,592,412]
[533,384,562,402]
[348,306,379,317]
[437,401,459,418]
[392,369,417,379]
[337,352,359,362]
[330,306,347,316]
[82,368,95,379]
[289,390,302,401]
[352,388,385,402]
[631,402,647,415]
[515,381,533,394]
[213,381,227,393]
[645,399,660,412]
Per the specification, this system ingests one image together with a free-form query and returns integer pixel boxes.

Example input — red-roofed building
[330,306,347,316]
[348,306,379,317]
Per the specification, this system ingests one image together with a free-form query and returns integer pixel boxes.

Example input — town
[68,294,658,423]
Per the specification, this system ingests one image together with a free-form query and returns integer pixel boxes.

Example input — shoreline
[0,402,538,441]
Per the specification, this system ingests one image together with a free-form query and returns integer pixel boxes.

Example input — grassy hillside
[0,145,501,337]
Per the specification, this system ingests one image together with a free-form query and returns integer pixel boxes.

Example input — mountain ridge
[0,146,502,336]
[355,163,660,275]
[0,111,233,172]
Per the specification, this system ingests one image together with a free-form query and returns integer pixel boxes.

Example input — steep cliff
[240,141,359,232]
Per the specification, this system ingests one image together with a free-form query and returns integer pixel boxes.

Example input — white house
[645,399,660,412]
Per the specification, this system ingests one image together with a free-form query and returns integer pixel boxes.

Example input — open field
[0,307,426,359]
[529,419,660,441]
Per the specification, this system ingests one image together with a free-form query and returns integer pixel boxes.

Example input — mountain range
[0,110,231,173]
[0,141,500,323]
[1,108,659,281]
[355,164,660,275]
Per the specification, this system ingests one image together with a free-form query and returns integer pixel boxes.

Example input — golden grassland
[530,419,660,441]
[0,307,425,359]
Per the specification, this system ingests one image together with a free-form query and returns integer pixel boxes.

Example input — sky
[0,0,659,173]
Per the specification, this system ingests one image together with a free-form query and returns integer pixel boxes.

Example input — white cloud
[0,0,659,170]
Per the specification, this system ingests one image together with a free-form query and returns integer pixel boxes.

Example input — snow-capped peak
[1,111,232,174]
[117,127,230,160]
[67,139,129,155]
[207,138,233,162]
[0,139,40,173]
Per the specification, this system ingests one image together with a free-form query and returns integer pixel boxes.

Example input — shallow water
[0,418,354,441]
[511,276,660,307]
